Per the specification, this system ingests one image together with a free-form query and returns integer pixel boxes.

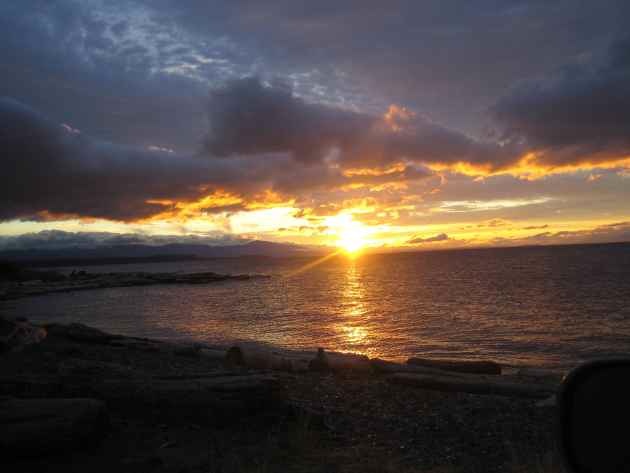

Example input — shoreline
[1,317,561,472]
[0,269,267,301]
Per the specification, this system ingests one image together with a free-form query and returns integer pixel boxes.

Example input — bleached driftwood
[0,371,285,414]
[95,373,285,410]
[326,351,371,372]
[388,372,555,399]
[406,357,502,375]
[371,358,469,376]
[225,346,310,372]
[226,346,371,372]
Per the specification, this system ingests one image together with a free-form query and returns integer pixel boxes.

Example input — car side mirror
[558,359,630,473]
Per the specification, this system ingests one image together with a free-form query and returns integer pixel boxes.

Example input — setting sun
[331,215,369,254]
[339,229,366,254]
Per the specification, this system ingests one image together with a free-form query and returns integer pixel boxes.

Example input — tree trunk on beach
[0,372,286,416]
[406,357,502,375]
[388,372,555,399]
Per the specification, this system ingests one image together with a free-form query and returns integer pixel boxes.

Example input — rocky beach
[1,315,561,473]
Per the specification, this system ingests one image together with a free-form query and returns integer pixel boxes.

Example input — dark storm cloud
[0,0,210,152]
[2,0,630,227]
[155,0,630,131]
[4,0,630,151]
[1,97,431,222]
[492,34,630,167]
[205,78,518,169]
[205,78,372,163]
[0,97,216,220]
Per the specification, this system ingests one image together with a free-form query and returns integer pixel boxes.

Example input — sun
[339,229,366,254]
[334,216,369,255]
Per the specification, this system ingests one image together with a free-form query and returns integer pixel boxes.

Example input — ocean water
[2,244,630,368]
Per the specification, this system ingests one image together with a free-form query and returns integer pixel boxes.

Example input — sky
[2,0,630,251]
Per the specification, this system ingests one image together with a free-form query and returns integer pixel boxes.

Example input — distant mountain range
[0,240,323,266]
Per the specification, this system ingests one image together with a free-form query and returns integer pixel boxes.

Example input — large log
[225,345,310,372]
[224,345,372,373]
[371,358,469,376]
[515,366,565,380]
[0,372,285,414]
[388,372,555,399]
[406,357,502,375]
[95,374,285,412]
[325,350,372,372]
[0,398,108,457]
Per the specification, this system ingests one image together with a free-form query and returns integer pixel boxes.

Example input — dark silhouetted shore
[0,317,561,472]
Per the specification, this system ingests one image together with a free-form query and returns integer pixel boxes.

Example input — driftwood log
[388,372,555,399]
[371,358,479,376]
[96,374,285,412]
[225,345,371,372]
[407,357,502,375]
[326,351,371,372]
[0,398,108,457]
[0,372,284,414]
[225,346,310,372]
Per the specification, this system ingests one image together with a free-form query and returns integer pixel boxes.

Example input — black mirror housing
[558,359,630,473]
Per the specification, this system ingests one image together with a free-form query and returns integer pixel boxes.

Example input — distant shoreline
[1,239,629,269]
[0,268,265,301]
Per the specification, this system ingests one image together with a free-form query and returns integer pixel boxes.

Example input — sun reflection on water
[334,259,376,356]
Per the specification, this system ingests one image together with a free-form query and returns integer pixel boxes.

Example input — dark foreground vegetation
[0,316,562,472]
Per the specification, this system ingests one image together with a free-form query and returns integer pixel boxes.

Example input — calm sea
[2,244,630,368]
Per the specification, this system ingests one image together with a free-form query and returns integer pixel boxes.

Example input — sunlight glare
[333,215,369,255]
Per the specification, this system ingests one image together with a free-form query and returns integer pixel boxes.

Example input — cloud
[205,77,371,163]
[0,229,246,251]
[0,97,260,221]
[161,1,630,133]
[204,77,518,170]
[2,2,630,233]
[492,222,630,247]
[0,95,434,223]
[407,233,449,244]
[492,34,630,169]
